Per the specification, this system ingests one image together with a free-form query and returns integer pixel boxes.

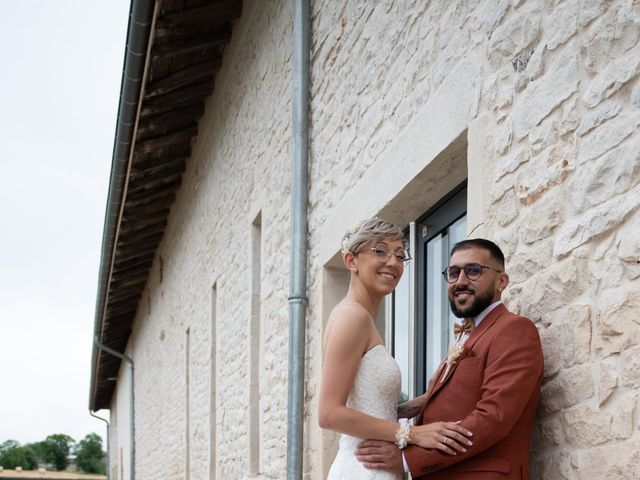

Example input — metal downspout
[89,411,110,478]
[286,0,310,478]
[94,336,135,480]
[88,3,154,478]
[89,0,154,411]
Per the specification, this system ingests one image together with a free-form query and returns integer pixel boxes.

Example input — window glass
[393,258,411,403]
[425,215,466,379]
[389,185,467,396]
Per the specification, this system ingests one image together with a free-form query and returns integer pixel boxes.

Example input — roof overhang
[89,0,242,411]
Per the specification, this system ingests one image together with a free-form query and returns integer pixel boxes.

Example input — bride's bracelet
[394,422,411,449]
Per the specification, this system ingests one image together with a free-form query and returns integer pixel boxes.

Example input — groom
[355,238,543,478]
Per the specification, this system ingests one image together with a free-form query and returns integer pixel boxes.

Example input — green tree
[41,434,75,471]
[75,433,105,474]
[27,440,48,463]
[0,440,38,470]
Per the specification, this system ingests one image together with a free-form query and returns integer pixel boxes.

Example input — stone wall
[107,0,640,478]
[116,0,295,478]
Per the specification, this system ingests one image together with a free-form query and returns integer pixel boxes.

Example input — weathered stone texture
[581,5,640,74]
[512,46,579,139]
[576,99,623,136]
[583,54,640,108]
[531,451,574,480]
[573,440,640,479]
[544,0,580,50]
[541,364,594,414]
[488,5,541,69]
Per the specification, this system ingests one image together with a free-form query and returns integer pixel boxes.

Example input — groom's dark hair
[450,238,505,269]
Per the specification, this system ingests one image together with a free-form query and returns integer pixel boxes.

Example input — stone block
[575,99,622,136]
[559,304,592,368]
[481,0,511,37]
[545,0,579,50]
[621,345,640,388]
[540,322,563,379]
[581,8,640,74]
[617,208,640,279]
[578,0,609,27]
[583,48,640,109]
[631,78,640,109]
[494,125,512,154]
[562,404,611,447]
[508,239,553,286]
[528,117,559,154]
[579,112,640,164]
[488,6,541,69]
[519,255,588,322]
[554,183,640,257]
[594,289,640,358]
[494,224,518,259]
[531,452,573,480]
[569,135,640,213]
[559,95,579,135]
[512,46,578,138]
[493,187,519,226]
[573,439,640,479]
[598,359,618,407]
[519,193,563,244]
[498,147,531,179]
[431,25,471,87]
[531,417,563,449]
[524,43,545,82]
[515,146,573,205]
[610,396,635,440]
[540,364,594,414]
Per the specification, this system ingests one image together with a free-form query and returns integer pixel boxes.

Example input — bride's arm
[318,306,399,442]
[397,392,429,419]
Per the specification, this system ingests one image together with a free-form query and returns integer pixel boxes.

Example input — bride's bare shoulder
[324,300,373,345]
[330,300,371,324]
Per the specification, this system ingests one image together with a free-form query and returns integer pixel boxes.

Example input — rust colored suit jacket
[405,304,543,479]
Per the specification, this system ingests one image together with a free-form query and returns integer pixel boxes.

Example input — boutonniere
[440,344,473,384]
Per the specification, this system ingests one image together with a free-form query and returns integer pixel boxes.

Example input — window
[391,185,467,397]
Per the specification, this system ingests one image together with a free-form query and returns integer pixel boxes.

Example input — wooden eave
[92,0,242,410]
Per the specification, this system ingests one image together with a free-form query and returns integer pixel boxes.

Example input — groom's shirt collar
[473,300,503,327]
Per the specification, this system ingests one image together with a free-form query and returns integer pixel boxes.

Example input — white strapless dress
[327,344,403,480]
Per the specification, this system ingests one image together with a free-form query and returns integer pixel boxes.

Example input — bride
[319,218,472,479]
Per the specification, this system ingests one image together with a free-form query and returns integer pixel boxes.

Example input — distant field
[0,471,106,480]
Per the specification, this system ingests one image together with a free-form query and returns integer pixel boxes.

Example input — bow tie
[453,319,475,338]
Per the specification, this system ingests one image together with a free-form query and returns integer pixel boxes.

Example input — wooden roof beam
[152,29,232,59]
[157,1,242,29]
[140,81,213,116]
[134,125,198,153]
[146,59,222,97]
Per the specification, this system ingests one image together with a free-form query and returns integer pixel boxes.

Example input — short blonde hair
[341,217,404,254]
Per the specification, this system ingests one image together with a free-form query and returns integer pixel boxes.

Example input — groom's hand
[355,440,404,473]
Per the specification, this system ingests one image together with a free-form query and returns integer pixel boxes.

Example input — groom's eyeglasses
[442,263,502,283]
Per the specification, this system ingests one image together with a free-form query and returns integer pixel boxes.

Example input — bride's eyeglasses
[368,244,412,264]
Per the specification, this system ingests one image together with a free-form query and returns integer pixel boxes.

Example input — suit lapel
[425,304,508,403]
[465,303,507,350]
[424,360,447,402]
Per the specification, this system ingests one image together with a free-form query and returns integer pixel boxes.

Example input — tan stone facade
[105,0,640,478]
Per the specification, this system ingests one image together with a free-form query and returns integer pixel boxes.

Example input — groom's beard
[449,286,494,319]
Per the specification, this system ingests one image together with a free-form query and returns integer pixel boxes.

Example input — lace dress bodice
[327,344,403,479]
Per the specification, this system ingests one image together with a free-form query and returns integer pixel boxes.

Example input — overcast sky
[0,1,130,445]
